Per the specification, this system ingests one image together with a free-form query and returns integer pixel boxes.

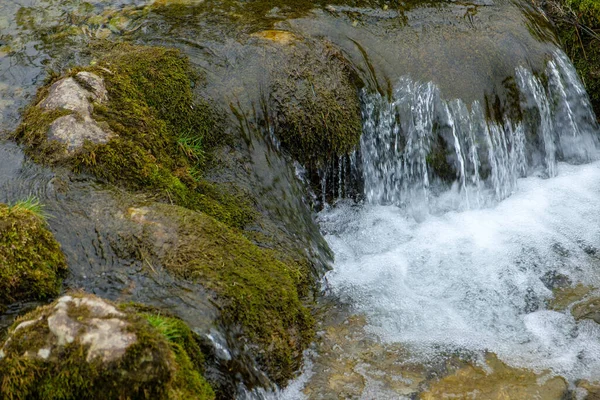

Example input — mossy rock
[126,203,314,384]
[269,36,362,169]
[12,43,254,229]
[0,201,67,311]
[0,293,214,400]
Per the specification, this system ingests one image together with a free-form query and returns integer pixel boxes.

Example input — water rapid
[279,50,600,398]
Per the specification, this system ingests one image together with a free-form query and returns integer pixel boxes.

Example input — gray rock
[48,114,113,150]
[39,77,94,114]
[37,72,114,153]
[75,71,108,103]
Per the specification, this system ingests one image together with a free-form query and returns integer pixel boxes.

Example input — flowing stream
[275,50,600,398]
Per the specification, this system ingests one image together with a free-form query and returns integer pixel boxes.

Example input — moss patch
[142,313,215,400]
[133,204,314,385]
[13,43,254,229]
[0,294,215,400]
[0,201,67,310]
[270,39,362,169]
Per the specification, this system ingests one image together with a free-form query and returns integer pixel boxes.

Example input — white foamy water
[320,161,600,380]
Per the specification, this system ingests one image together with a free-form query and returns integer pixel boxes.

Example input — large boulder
[0,293,214,400]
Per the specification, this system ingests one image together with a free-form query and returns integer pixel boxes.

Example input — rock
[0,293,215,399]
[420,354,568,400]
[547,283,594,311]
[36,72,113,153]
[48,114,112,151]
[75,71,108,102]
[0,201,67,310]
[572,296,600,324]
[577,380,600,399]
[39,77,94,114]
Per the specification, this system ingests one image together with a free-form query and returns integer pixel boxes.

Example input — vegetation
[0,200,67,310]
[541,0,600,118]
[0,295,215,400]
[270,40,363,169]
[13,43,254,229]
[142,313,215,400]
[134,204,315,384]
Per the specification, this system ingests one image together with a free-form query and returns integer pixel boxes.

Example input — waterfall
[359,51,600,209]
[312,49,600,387]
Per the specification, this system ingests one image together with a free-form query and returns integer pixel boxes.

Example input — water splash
[359,51,600,209]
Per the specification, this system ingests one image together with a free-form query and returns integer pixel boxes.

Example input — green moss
[0,295,215,400]
[0,202,67,310]
[143,314,214,400]
[139,204,314,384]
[13,43,254,229]
[271,41,362,169]
[543,0,600,119]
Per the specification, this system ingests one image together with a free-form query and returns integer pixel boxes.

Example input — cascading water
[276,50,600,398]
[360,50,599,210]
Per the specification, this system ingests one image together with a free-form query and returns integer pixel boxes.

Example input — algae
[0,201,67,310]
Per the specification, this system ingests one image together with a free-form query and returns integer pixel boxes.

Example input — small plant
[144,313,183,343]
[177,131,203,162]
[10,196,49,220]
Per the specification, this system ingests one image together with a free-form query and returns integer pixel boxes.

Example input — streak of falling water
[359,51,599,211]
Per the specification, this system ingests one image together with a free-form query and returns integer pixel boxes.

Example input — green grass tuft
[144,314,183,344]
[10,196,49,221]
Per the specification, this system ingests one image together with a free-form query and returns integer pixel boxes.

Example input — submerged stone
[547,284,595,311]
[420,354,568,400]
[572,296,600,324]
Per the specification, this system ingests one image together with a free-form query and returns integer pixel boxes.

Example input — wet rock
[299,312,431,399]
[577,380,600,399]
[267,35,362,170]
[124,202,314,385]
[0,293,215,399]
[572,297,600,324]
[36,72,113,153]
[420,354,568,400]
[547,284,594,311]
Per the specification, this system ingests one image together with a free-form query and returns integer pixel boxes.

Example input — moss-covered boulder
[126,203,314,384]
[0,293,214,400]
[267,33,363,169]
[13,43,253,229]
[0,200,67,310]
